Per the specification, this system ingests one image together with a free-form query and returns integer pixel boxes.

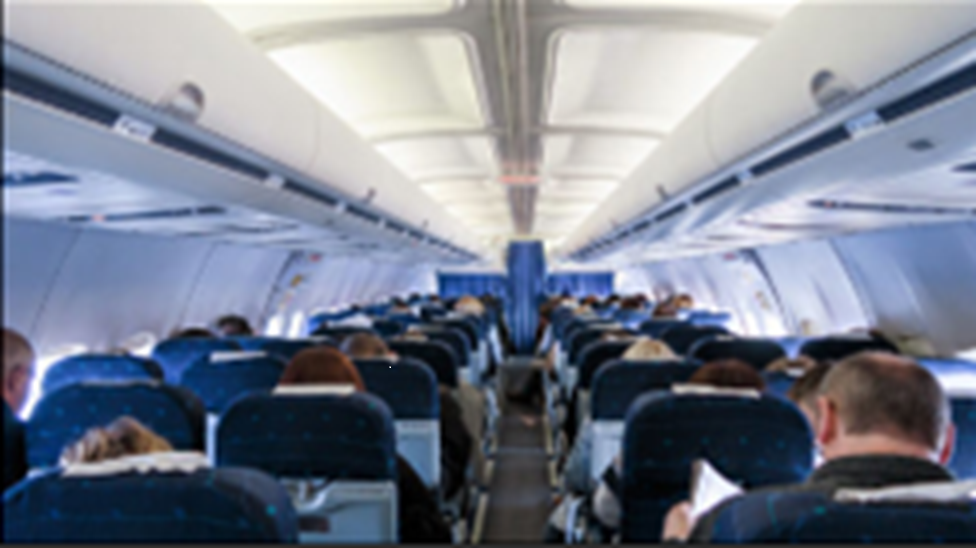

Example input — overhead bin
[4,2,482,253]
[562,2,976,257]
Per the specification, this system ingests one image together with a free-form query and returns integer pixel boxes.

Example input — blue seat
[152,338,241,384]
[621,392,813,542]
[3,467,299,542]
[217,392,398,543]
[432,317,481,351]
[689,337,786,371]
[387,340,459,388]
[639,319,689,339]
[372,319,406,338]
[355,358,441,489]
[26,382,205,468]
[41,354,164,395]
[578,340,639,390]
[232,338,325,362]
[179,354,286,413]
[685,310,733,328]
[798,336,898,361]
[612,309,651,330]
[312,325,377,340]
[708,490,976,543]
[588,360,699,480]
[661,324,732,355]
[419,326,471,367]
[950,396,976,479]
[568,326,621,367]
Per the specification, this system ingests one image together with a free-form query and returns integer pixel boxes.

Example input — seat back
[589,361,699,480]
[371,319,406,338]
[355,358,441,489]
[563,317,612,346]
[621,392,813,542]
[312,326,377,342]
[689,337,786,371]
[578,340,637,390]
[763,371,801,401]
[612,308,651,330]
[41,354,164,395]
[26,382,205,468]
[3,467,300,542]
[684,310,733,328]
[433,317,480,351]
[387,340,459,388]
[217,391,398,543]
[568,326,621,366]
[661,324,731,355]
[639,319,688,339]
[234,338,325,362]
[179,354,285,413]
[950,396,976,479]
[152,338,242,384]
[418,326,471,367]
[798,336,899,361]
[709,490,976,543]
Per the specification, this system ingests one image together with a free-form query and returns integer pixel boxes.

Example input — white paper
[689,459,744,521]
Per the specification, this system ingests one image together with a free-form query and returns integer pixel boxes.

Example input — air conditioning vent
[750,126,850,177]
[691,176,741,205]
[283,181,339,207]
[345,204,381,225]
[809,199,975,216]
[4,68,119,127]
[955,161,976,173]
[878,60,976,123]
[655,203,687,224]
[3,171,78,188]
[63,205,226,223]
[150,130,267,181]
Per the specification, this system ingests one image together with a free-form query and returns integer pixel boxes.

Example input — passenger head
[279,347,366,392]
[673,294,694,310]
[814,352,954,464]
[341,333,395,360]
[3,327,36,413]
[621,337,677,361]
[688,359,765,391]
[787,361,833,426]
[215,315,253,337]
[765,355,817,374]
[170,327,215,339]
[653,300,678,318]
[454,295,485,316]
[600,329,636,342]
[59,416,173,465]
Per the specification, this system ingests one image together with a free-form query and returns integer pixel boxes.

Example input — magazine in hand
[689,459,744,521]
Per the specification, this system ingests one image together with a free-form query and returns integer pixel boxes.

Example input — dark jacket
[439,392,473,500]
[687,454,955,543]
[4,401,28,491]
[397,456,453,543]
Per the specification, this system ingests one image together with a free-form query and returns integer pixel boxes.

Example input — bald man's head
[3,328,36,413]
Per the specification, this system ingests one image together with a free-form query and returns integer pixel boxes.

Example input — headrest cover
[62,451,209,477]
[210,351,268,362]
[834,480,976,504]
[273,384,356,396]
[671,384,762,399]
[330,315,373,328]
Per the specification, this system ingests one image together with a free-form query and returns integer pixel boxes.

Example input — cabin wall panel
[29,227,214,354]
[3,218,80,337]
[831,222,976,355]
[292,257,436,316]
[755,238,870,336]
[179,244,291,331]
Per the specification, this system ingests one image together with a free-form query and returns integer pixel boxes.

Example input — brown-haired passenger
[663,352,958,542]
[341,334,474,501]
[59,416,174,465]
[280,348,452,543]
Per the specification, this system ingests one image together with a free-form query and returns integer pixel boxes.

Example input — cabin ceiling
[203,0,800,253]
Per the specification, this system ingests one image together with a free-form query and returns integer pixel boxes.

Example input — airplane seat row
[41,354,165,395]
[4,465,300,543]
[152,337,242,384]
[179,354,286,413]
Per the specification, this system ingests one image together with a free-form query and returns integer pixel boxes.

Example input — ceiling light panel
[205,0,457,33]
[377,135,497,181]
[548,29,757,134]
[543,134,659,179]
[561,0,800,21]
[269,32,484,141]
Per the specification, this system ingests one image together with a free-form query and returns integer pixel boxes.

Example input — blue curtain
[507,241,546,355]
[546,272,615,298]
[438,273,508,300]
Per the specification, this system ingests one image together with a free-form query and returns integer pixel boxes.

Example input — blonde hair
[621,337,677,361]
[454,296,485,316]
[59,416,173,466]
[765,355,817,373]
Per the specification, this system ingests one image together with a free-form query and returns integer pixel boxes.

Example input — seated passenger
[661,352,957,542]
[215,314,253,337]
[545,339,680,539]
[786,361,834,426]
[169,327,215,339]
[454,295,485,316]
[340,333,474,500]
[4,327,35,490]
[765,355,817,374]
[280,348,452,543]
[59,416,176,465]
[588,360,766,534]
[389,298,413,315]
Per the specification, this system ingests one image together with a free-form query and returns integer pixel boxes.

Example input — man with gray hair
[4,327,36,490]
[661,351,957,542]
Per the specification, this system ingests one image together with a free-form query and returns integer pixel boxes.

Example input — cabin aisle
[481,360,552,543]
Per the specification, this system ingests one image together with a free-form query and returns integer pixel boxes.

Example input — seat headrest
[209,350,268,362]
[61,451,209,477]
[671,384,762,399]
[42,354,164,395]
[272,384,356,396]
[835,480,976,504]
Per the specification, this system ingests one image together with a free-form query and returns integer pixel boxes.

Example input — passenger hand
[661,501,693,542]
